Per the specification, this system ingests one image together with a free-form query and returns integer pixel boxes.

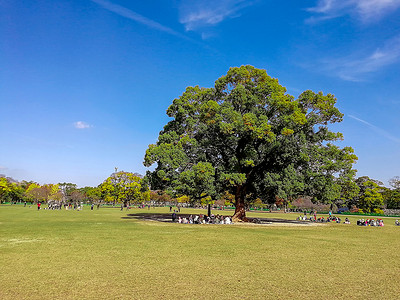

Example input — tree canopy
[144,66,358,220]
[99,171,149,205]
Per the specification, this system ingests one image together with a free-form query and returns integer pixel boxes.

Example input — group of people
[297,214,350,224]
[356,219,384,226]
[35,201,98,211]
[172,213,233,225]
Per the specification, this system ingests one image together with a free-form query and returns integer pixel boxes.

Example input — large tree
[144,66,357,221]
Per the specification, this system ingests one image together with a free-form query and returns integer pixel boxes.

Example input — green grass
[1,205,399,299]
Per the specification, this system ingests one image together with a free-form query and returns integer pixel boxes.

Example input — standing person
[172,211,176,222]
[314,210,317,221]
[24,201,27,207]
[121,204,124,211]
[37,202,41,210]
[91,203,94,210]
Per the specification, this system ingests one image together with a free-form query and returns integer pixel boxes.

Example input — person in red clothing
[37,202,41,210]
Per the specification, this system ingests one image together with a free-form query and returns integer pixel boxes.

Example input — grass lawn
[1,205,399,299]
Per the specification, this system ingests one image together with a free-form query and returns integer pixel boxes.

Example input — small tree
[358,180,384,213]
[99,171,149,205]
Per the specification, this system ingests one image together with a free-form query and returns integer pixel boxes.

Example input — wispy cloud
[348,114,400,143]
[74,121,92,129]
[91,0,192,41]
[179,0,256,32]
[307,0,400,23]
[318,35,400,81]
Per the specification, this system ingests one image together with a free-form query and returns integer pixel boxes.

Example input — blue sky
[1,0,400,187]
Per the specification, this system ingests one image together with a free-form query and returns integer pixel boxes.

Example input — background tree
[69,190,85,204]
[80,186,101,203]
[0,177,24,203]
[25,183,44,203]
[24,183,60,203]
[144,66,357,221]
[352,177,384,213]
[358,181,384,213]
[99,171,149,205]
[389,176,400,190]
[382,188,400,209]
[58,183,78,203]
[381,176,400,209]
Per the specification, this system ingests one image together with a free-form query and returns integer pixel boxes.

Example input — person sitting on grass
[344,217,350,224]
[396,220,400,226]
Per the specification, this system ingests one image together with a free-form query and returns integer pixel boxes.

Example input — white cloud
[74,121,92,129]
[307,0,400,22]
[348,114,400,143]
[319,35,400,81]
[179,0,256,32]
[91,0,191,41]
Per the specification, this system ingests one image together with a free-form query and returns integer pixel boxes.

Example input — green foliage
[382,188,400,209]
[0,177,24,203]
[80,186,102,203]
[24,183,61,203]
[99,171,148,204]
[144,66,357,218]
[357,180,384,213]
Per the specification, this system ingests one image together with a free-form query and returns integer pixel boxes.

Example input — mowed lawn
[1,206,399,299]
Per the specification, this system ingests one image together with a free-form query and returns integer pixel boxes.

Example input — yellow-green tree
[99,171,149,205]
[0,178,23,203]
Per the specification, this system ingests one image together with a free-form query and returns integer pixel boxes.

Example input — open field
[1,205,399,299]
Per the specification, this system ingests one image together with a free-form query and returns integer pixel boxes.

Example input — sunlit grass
[1,205,399,299]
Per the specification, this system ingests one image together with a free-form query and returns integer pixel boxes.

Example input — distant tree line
[1,172,400,214]
[0,171,149,207]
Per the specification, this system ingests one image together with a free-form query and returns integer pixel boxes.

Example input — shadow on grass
[122,212,313,225]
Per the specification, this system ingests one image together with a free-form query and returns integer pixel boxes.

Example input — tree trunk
[232,186,248,222]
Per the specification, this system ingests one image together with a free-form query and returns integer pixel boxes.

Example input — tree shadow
[122,212,312,225]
